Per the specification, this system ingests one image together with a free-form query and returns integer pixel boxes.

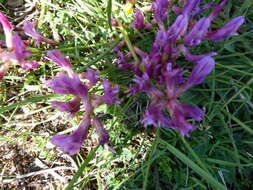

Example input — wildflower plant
[113,0,245,136]
[46,50,120,155]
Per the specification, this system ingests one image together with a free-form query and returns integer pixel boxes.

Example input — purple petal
[170,109,197,137]
[167,15,189,42]
[51,116,90,155]
[131,9,152,29]
[188,56,215,85]
[101,79,120,105]
[47,74,88,100]
[20,61,40,70]
[179,44,217,63]
[181,104,204,121]
[83,69,100,87]
[151,29,167,53]
[47,50,73,71]
[177,56,215,96]
[207,16,245,42]
[51,97,81,117]
[0,12,14,50]
[12,33,32,61]
[142,105,170,127]
[185,17,211,47]
[24,21,56,45]
[163,63,185,98]
[183,0,201,16]
[152,0,169,23]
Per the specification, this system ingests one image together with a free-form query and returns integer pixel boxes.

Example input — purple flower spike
[47,50,73,72]
[51,116,90,155]
[20,61,40,70]
[131,9,152,29]
[52,97,81,117]
[185,17,211,47]
[152,0,169,23]
[101,79,120,105]
[24,21,57,45]
[47,74,88,100]
[207,16,245,42]
[167,15,189,42]
[0,12,14,50]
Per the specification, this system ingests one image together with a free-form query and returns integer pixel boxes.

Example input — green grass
[0,0,252,189]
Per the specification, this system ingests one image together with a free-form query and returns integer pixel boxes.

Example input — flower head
[131,9,152,29]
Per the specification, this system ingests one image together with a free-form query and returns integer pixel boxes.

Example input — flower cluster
[0,12,55,79]
[46,50,120,155]
[114,0,244,136]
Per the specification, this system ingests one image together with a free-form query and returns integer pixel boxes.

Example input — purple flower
[47,74,88,100]
[101,79,120,105]
[207,16,245,42]
[142,105,170,127]
[152,0,169,23]
[182,0,201,16]
[164,63,185,98]
[131,9,152,29]
[167,15,189,42]
[24,21,57,45]
[12,33,32,61]
[82,69,100,88]
[170,108,197,136]
[176,56,215,96]
[47,50,73,72]
[185,17,211,47]
[51,116,90,155]
[181,104,204,121]
[52,97,81,117]
[0,12,14,50]
[151,29,167,53]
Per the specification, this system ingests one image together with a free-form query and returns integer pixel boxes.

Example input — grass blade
[65,146,99,190]
[159,139,227,190]
[0,94,59,114]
